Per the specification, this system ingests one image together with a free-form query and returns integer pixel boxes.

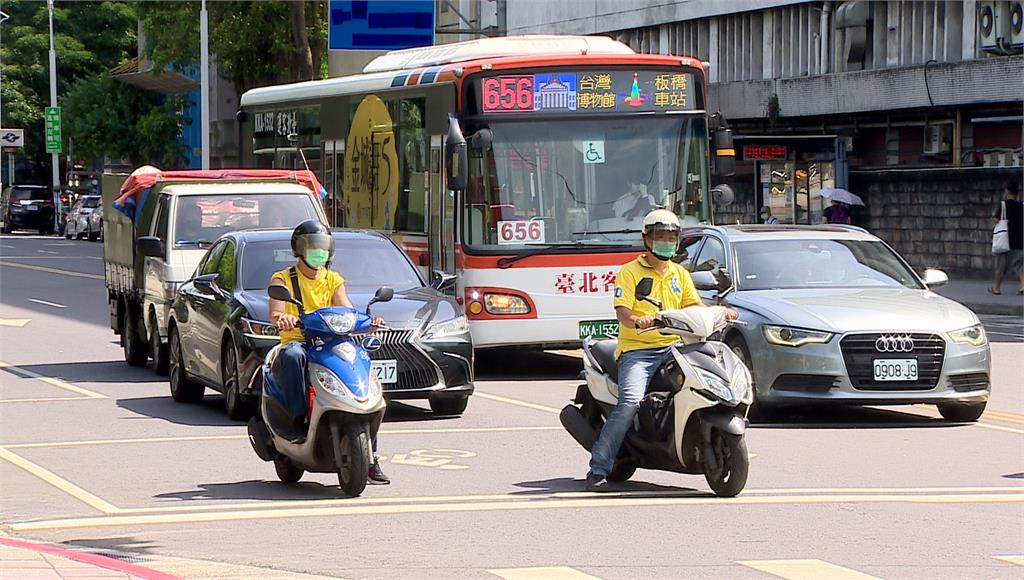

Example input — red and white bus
[238,35,734,349]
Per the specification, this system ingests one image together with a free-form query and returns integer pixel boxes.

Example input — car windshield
[463,116,710,251]
[10,187,49,202]
[174,193,319,248]
[241,237,423,292]
[83,197,100,209]
[734,239,924,291]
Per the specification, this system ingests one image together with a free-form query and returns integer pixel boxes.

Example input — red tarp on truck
[113,166,325,222]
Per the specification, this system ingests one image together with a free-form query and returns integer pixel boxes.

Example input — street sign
[329,0,434,51]
[45,107,61,154]
[0,129,25,148]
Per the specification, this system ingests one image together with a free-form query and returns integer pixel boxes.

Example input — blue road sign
[329,1,434,51]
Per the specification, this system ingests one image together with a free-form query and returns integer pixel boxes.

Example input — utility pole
[47,0,61,230]
[200,0,210,169]
[1,9,9,193]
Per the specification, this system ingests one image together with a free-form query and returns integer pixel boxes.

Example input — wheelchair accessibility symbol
[583,140,605,164]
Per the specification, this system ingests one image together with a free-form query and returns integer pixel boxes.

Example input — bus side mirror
[711,128,735,177]
[445,114,468,191]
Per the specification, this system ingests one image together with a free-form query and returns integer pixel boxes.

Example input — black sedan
[167,228,474,419]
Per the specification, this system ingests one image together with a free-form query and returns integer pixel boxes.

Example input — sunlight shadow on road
[1,360,160,385]
[475,348,582,381]
[153,480,343,503]
[116,395,239,427]
[750,405,962,430]
[511,476,706,497]
[383,400,461,423]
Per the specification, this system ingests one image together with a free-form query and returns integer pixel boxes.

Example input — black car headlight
[422,315,468,342]
[241,318,280,339]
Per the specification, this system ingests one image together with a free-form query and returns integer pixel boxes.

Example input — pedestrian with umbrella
[820,188,864,225]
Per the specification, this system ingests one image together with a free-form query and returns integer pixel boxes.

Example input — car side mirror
[193,273,219,292]
[691,271,719,291]
[431,270,457,293]
[136,236,165,259]
[268,284,301,305]
[922,268,948,289]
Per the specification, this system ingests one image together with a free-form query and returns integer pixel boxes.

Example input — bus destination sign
[479,70,697,115]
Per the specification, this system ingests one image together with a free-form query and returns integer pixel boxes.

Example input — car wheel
[725,335,766,418]
[149,313,169,376]
[428,393,469,415]
[937,401,986,422]
[88,225,99,241]
[122,311,149,367]
[223,340,253,421]
[169,327,204,403]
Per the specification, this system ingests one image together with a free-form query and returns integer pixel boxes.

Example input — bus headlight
[484,293,530,315]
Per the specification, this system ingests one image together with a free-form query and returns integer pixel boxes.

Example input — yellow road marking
[911,404,1024,431]
[994,555,1024,567]
[474,391,561,414]
[0,448,118,514]
[982,410,1024,425]
[0,361,106,399]
[739,559,880,580]
[9,491,1024,532]
[0,261,104,281]
[975,422,1024,435]
[488,567,600,580]
[2,426,563,449]
[0,396,94,404]
[0,318,31,327]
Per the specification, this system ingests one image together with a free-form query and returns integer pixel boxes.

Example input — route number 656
[497,220,544,245]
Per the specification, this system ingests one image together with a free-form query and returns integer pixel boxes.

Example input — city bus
[237,35,735,349]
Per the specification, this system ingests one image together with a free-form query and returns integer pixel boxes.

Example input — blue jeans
[589,345,675,477]
[275,341,378,452]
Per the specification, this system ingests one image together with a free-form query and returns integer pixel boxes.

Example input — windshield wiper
[572,228,643,235]
[496,242,630,269]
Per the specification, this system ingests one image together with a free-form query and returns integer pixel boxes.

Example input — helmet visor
[293,232,334,257]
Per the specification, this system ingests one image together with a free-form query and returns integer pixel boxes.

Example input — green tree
[1,0,137,165]
[62,75,187,168]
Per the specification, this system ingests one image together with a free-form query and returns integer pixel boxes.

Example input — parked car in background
[167,229,473,419]
[678,224,991,422]
[1,185,55,235]
[65,195,102,240]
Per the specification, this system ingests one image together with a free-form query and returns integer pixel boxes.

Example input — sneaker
[367,459,390,485]
[585,472,609,492]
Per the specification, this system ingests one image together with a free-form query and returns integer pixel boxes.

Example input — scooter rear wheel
[334,423,371,497]
[704,431,748,497]
[607,460,637,483]
[274,456,304,483]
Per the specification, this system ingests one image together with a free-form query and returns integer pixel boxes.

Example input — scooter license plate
[371,360,398,384]
[872,358,918,381]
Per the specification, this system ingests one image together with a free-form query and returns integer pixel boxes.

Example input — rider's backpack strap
[288,266,305,315]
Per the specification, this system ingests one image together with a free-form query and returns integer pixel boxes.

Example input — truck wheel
[149,313,169,376]
[169,327,204,403]
[122,311,148,367]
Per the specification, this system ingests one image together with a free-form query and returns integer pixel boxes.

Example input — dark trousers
[276,342,378,452]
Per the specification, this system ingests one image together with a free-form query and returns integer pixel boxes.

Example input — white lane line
[488,567,600,580]
[37,249,59,255]
[27,298,67,309]
[738,559,881,580]
[0,447,119,514]
[474,391,562,414]
[0,261,104,280]
[0,361,106,399]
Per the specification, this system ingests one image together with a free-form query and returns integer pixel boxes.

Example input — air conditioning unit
[979,1,1023,54]
[923,123,953,156]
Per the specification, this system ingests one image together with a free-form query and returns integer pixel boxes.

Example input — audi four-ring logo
[875,334,915,353]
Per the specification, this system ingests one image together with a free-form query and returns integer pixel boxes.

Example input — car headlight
[423,315,468,341]
[763,325,833,347]
[241,317,280,339]
[484,293,530,315]
[949,324,987,347]
[322,312,356,334]
[696,369,742,406]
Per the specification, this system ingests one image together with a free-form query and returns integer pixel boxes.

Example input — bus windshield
[462,116,710,252]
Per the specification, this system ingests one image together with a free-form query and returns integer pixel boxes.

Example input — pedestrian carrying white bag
[993,201,1010,254]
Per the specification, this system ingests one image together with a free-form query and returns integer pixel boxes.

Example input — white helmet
[641,209,681,235]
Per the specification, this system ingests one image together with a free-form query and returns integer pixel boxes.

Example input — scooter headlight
[322,312,357,334]
[696,369,743,406]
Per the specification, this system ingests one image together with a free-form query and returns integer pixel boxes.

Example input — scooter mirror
[635,278,654,299]
[373,286,395,304]
[268,284,296,303]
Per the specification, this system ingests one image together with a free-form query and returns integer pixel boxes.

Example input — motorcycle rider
[269,219,390,485]
[586,209,737,491]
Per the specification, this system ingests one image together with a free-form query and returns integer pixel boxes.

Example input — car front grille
[840,333,945,391]
[770,374,841,393]
[947,373,989,392]
[368,329,440,391]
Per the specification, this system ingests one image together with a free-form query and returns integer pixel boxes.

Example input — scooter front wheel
[274,456,304,483]
[334,422,371,497]
[704,431,749,497]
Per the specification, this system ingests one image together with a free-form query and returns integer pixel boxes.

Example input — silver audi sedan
[679,225,990,422]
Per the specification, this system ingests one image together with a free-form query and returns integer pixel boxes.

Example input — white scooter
[560,272,753,497]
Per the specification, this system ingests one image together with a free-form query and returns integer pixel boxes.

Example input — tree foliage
[62,76,186,168]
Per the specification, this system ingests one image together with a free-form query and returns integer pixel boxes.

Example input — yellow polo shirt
[270,267,345,344]
[613,254,702,357]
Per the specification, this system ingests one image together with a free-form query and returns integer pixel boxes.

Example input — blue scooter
[248,285,393,497]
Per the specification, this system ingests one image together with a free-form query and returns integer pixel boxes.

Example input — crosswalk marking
[994,555,1024,567]
[739,559,881,580]
[488,567,600,580]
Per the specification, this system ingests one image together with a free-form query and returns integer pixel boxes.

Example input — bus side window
[396,97,428,233]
